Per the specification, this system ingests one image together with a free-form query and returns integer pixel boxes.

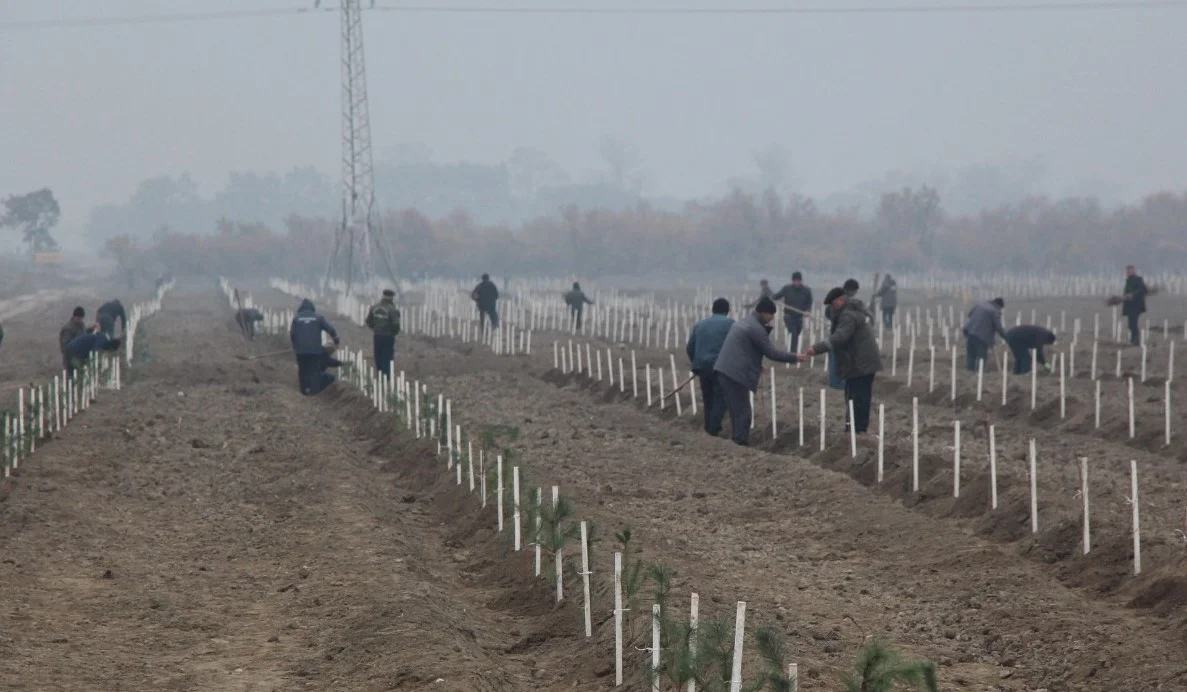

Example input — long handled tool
[662,373,697,400]
[235,350,291,362]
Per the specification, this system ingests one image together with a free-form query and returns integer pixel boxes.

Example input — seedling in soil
[844,638,938,692]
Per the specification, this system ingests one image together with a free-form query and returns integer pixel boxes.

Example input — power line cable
[2,1,1184,31]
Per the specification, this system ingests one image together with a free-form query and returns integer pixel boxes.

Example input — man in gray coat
[962,298,1007,372]
[713,297,799,445]
[800,287,883,434]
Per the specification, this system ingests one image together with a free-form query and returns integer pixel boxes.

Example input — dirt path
[0,289,586,691]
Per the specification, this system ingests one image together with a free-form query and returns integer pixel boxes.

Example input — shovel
[235,350,291,362]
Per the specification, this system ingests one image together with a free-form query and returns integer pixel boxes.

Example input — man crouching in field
[290,299,340,395]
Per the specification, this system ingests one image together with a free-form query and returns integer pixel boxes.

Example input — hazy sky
[3,0,1186,230]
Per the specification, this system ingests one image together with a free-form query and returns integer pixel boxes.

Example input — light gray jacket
[714,313,798,391]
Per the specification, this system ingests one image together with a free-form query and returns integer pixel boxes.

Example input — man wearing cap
[771,272,812,352]
[799,287,883,434]
[962,297,1008,372]
[365,289,402,378]
[471,273,500,331]
[59,306,91,375]
[713,296,799,446]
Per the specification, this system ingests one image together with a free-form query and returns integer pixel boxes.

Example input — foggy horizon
[3,0,1186,238]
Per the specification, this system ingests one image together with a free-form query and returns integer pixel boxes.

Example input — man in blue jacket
[713,297,799,446]
[65,332,121,372]
[290,298,340,395]
[685,298,734,437]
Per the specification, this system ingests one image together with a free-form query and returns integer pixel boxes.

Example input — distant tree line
[114,185,1187,280]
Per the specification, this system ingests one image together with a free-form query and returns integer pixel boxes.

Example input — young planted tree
[844,638,938,692]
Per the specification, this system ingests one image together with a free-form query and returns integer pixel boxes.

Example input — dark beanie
[72,306,85,318]
[824,287,846,305]
[843,278,860,293]
[755,297,777,315]
[992,297,1005,308]
[792,271,803,281]
[382,288,395,297]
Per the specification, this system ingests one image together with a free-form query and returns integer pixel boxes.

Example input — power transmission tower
[324,0,396,295]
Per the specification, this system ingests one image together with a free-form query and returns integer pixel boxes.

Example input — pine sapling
[844,638,938,692]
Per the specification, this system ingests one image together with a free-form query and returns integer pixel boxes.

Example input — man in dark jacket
[874,274,898,329]
[1005,325,1056,375]
[96,299,127,338]
[471,273,500,330]
[365,289,401,377]
[686,298,734,437]
[801,287,883,434]
[713,297,799,445]
[60,306,89,373]
[235,307,264,340]
[564,282,595,332]
[771,272,812,351]
[312,348,344,394]
[65,332,121,371]
[1122,265,1147,346]
[963,298,1008,371]
[290,298,340,395]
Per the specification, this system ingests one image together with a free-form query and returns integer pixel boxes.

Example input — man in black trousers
[800,287,883,434]
[1122,265,1148,346]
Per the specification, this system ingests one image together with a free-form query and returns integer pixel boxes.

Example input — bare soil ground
[4,284,1187,690]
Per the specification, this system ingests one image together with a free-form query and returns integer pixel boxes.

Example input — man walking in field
[1122,265,1148,346]
[963,298,1007,372]
[290,298,340,395]
[563,282,595,332]
[686,298,734,437]
[713,297,799,446]
[1005,325,1056,375]
[365,289,401,378]
[471,273,500,331]
[771,272,812,352]
[799,287,883,434]
[60,306,89,374]
[874,274,898,329]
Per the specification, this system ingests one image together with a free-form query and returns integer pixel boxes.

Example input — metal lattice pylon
[324,0,396,295]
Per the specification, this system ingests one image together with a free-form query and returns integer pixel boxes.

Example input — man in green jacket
[800,287,883,434]
[365,289,402,378]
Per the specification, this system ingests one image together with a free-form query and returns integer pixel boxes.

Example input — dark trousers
[783,314,804,352]
[717,374,752,446]
[98,317,116,338]
[697,371,726,436]
[373,334,395,377]
[966,336,989,372]
[844,374,875,434]
[882,308,895,330]
[1127,312,1141,346]
[296,354,322,395]
[570,307,585,331]
[479,307,499,330]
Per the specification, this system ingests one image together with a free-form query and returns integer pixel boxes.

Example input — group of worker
[57,300,127,376]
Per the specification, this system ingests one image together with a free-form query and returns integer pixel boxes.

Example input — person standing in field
[874,274,898,329]
[235,307,264,340]
[60,306,89,374]
[771,272,812,352]
[96,299,127,338]
[1122,265,1148,346]
[365,288,401,378]
[1005,325,1056,375]
[686,298,734,437]
[563,282,595,332]
[290,298,340,396]
[799,287,883,434]
[471,273,500,331]
[713,297,799,446]
[962,297,1007,372]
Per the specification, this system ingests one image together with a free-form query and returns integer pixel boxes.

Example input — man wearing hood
[290,298,340,395]
[563,282,595,332]
[713,297,799,446]
[800,287,883,434]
